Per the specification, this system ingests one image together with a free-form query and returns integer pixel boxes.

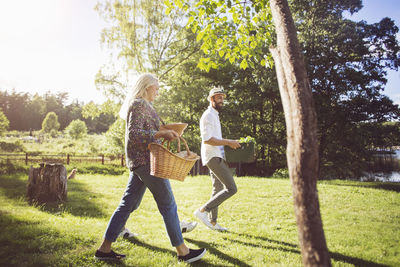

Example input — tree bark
[269,0,331,266]
[27,163,68,204]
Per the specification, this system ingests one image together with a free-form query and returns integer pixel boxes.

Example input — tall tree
[291,0,400,177]
[269,0,330,264]
[0,90,30,131]
[170,0,330,265]
[95,0,198,102]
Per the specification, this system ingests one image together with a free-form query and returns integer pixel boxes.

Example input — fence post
[25,153,28,165]
[121,154,124,167]
[67,154,70,165]
[102,155,104,165]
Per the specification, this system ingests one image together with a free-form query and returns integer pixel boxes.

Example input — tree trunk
[27,163,68,204]
[269,0,331,266]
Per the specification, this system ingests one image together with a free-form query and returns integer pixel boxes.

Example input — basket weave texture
[162,123,188,136]
[148,137,199,181]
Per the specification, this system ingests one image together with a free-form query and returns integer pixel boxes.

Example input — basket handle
[162,136,191,156]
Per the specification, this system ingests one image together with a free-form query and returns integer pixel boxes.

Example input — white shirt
[200,105,225,165]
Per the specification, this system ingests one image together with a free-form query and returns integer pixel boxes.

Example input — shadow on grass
[125,236,176,257]
[321,180,400,193]
[126,236,228,266]
[0,173,27,199]
[0,211,77,266]
[229,232,390,267]
[346,183,400,193]
[0,173,106,218]
[52,179,107,218]
[184,237,252,267]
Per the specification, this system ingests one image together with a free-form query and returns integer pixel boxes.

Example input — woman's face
[146,84,159,102]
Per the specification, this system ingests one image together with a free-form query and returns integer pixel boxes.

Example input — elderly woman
[95,73,206,263]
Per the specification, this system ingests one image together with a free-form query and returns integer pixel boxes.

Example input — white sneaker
[212,223,228,232]
[119,227,138,239]
[194,209,214,229]
[180,221,197,233]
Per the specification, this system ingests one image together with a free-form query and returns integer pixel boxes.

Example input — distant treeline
[0,90,116,133]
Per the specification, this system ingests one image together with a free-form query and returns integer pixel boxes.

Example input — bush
[0,140,25,152]
[104,118,125,155]
[65,120,88,139]
[0,160,30,175]
[41,112,60,133]
[273,168,289,178]
[66,163,127,175]
[0,111,9,136]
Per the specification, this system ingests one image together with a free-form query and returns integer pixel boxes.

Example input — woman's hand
[155,129,179,141]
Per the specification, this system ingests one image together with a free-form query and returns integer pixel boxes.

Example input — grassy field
[0,172,399,266]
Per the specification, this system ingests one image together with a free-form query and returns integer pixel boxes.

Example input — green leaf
[187,16,194,25]
[164,0,172,7]
[175,0,183,9]
[197,30,205,42]
[218,50,225,57]
[240,58,248,69]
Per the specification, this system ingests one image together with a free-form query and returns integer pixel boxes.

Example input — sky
[0,0,399,105]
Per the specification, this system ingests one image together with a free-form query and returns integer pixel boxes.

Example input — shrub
[273,168,289,178]
[41,112,60,133]
[66,163,127,175]
[105,118,125,155]
[0,140,25,152]
[0,111,9,136]
[65,120,88,140]
[0,160,30,175]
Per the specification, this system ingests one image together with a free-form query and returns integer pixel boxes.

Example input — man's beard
[213,102,223,112]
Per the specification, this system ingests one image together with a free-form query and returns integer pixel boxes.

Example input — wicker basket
[148,137,199,181]
[162,123,188,136]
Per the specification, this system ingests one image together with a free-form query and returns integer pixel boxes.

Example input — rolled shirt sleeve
[200,113,214,142]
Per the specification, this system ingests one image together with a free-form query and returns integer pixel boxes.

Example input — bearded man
[194,87,241,231]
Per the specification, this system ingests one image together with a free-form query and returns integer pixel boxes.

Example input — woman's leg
[100,171,146,252]
[134,165,184,248]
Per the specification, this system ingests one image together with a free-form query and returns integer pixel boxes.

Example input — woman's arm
[127,101,157,144]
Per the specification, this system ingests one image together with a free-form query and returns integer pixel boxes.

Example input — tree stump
[27,163,68,204]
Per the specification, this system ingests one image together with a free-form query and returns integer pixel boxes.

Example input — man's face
[211,94,225,111]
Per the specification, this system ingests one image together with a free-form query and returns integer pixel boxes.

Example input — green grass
[0,173,399,266]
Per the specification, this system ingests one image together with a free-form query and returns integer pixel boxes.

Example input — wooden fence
[0,153,210,176]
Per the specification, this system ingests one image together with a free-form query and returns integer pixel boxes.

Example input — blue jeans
[103,165,184,247]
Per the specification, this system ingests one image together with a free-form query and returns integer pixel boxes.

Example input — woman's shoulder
[129,98,148,110]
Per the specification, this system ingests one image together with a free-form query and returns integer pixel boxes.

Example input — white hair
[119,73,159,119]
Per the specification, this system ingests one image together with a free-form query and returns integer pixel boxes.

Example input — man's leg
[209,170,224,223]
[203,157,237,212]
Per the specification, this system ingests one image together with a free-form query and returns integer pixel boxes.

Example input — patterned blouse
[125,98,161,170]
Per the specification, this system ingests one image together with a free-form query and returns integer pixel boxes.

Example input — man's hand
[155,129,179,141]
[227,139,241,149]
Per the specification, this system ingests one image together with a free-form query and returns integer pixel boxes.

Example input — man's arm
[204,137,241,149]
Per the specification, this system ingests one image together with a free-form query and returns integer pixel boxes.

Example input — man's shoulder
[201,108,214,121]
